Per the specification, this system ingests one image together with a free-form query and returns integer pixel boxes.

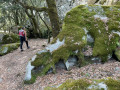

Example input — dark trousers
[20,36,29,50]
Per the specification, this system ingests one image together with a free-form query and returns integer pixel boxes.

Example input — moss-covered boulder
[24,5,120,84]
[2,34,19,44]
[0,43,20,56]
[114,41,120,61]
[53,5,120,63]
[115,49,120,61]
[45,78,120,90]
[87,0,120,5]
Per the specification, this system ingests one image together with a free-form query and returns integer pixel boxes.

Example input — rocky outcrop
[0,43,20,56]
[87,0,120,5]
[24,5,120,84]
[56,0,120,21]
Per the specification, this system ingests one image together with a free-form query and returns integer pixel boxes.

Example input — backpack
[19,29,25,37]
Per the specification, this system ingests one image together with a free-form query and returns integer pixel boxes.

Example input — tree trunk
[46,0,60,38]
[25,9,42,38]
[15,10,19,25]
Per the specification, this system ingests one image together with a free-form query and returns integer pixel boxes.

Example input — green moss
[0,43,20,56]
[104,78,120,90]
[24,52,55,84]
[2,34,19,44]
[24,73,37,84]
[31,52,52,67]
[45,79,91,90]
[56,5,120,63]
[46,0,60,38]
[31,52,54,76]
[115,49,120,61]
[45,78,120,90]
[115,1,120,5]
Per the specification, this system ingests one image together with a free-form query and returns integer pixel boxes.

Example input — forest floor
[0,39,120,90]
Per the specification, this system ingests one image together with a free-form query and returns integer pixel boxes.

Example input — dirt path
[0,39,120,90]
[0,39,47,90]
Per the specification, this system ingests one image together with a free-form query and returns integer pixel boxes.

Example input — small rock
[0,78,2,83]
[65,56,78,70]
[47,68,53,74]
[107,72,113,76]
[16,73,21,77]
[115,67,120,71]
[42,45,46,47]
[55,60,66,69]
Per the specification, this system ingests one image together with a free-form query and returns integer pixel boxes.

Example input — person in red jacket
[19,27,30,51]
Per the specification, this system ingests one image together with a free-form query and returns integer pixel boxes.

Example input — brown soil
[0,39,47,90]
[0,39,120,90]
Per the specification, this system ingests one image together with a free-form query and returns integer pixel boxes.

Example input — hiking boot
[27,46,30,49]
[21,49,24,52]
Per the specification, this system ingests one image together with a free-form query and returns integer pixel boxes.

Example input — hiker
[19,27,30,51]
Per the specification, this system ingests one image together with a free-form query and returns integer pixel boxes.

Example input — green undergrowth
[45,79,91,90]
[2,34,19,44]
[0,43,20,56]
[45,78,120,90]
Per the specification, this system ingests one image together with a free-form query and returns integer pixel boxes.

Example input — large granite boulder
[24,5,120,84]
[87,0,120,5]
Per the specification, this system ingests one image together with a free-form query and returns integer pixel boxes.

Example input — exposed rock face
[56,0,120,20]
[87,0,120,5]
[24,5,120,84]
[65,56,78,70]
[56,0,87,20]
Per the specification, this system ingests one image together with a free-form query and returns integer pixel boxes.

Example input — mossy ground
[44,78,120,90]
[0,43,20,56]
[2,34,19,44]
[26,5,120,84]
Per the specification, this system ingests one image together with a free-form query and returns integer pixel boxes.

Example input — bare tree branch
[15,0,48,12]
